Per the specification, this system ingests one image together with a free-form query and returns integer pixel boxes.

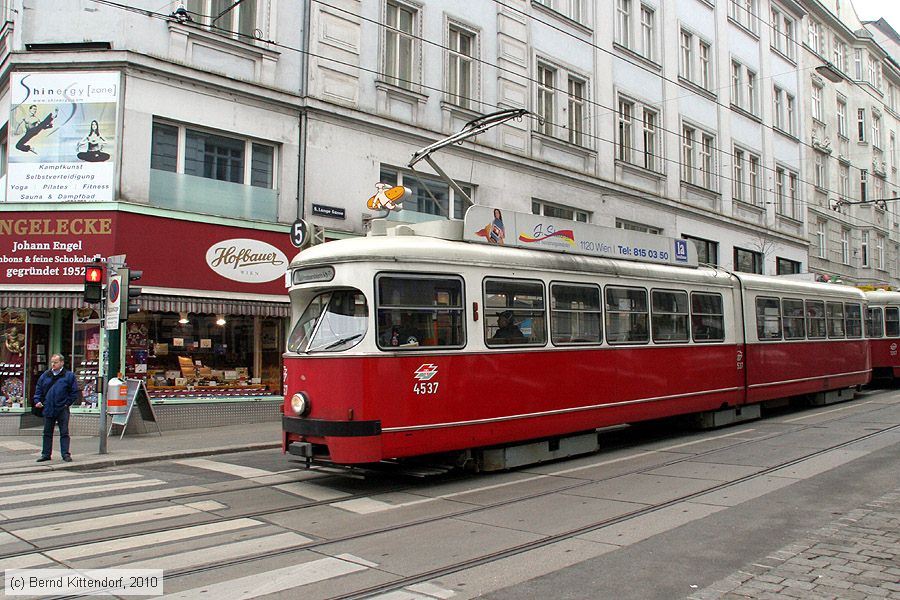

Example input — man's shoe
[62,455,72,462]
[36,456,51,462]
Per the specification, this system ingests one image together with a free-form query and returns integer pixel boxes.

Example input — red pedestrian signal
[83,262,104,304]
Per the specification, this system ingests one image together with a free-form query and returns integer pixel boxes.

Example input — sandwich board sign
[108,379,161,439]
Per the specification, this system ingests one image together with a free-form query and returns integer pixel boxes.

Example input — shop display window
[72,308,101,409]
[0,309,27,408]
[132,311,284,399]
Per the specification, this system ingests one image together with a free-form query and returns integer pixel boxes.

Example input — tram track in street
[24,393,900,599]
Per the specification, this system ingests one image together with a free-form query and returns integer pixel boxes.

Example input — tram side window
[550,283,602,345]
[845,303,863,338]
[484,278,546,346]
[865,307,884,338]
[376,275,465,350]
[605,287,649,344]
[885,307,900,337]
[805,300,827,339]
[782,298,805,340]
[690,292,725,341]
[651,289,689,343]
[826,302,845,338]
[756,297,782,340]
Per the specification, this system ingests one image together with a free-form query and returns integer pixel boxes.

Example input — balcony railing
[149,169,277,221]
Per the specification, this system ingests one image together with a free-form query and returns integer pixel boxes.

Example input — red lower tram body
[282,340,870,465]
[869,338,900,379]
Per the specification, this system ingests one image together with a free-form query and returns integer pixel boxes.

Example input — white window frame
[679,29,714,91]
[615,0,632,48]
[446,23,477,109]
[731,60,758,115]
[816,219,827,259]
[839,164,850,199]
[729,0,759,34]
[861,230,870,268]
[384,0,419,90]
[640,5,655,61]
[775,165,799,219]
[617,94,663,173]
[682,122,716,189]
[858,108,867,143]
[535,59,590,147]
[533,198,589,222]
[811,82,823,122]
[814,151,827,189]
[872,111,882,150]
[773,85,795,135]
[837,97,848,138]
[186,0,259,39]
[841,229,850,264]
[770,5,796,60]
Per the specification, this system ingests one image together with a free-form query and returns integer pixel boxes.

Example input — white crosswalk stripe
[0,478,166,506]
[47,518,268,561]
[0,472,144,495]
[173,458,277,479]
[10,501,228,541]
[0,486,210,521]
[158,555,372,599]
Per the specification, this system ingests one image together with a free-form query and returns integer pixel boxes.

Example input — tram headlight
[290,392,311,417]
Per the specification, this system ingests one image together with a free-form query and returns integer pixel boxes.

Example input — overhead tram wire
[86,0,895,232]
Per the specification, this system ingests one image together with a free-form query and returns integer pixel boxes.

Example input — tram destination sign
[463,206,698,268]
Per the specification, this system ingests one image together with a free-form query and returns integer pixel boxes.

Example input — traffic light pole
[97,277,108,455]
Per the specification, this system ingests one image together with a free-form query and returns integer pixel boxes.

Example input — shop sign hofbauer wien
[205,238,288,283]
[7,71,120,203]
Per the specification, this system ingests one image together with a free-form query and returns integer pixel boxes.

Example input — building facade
[0,0,898,428]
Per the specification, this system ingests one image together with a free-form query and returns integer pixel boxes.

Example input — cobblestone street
[692,489,900,599]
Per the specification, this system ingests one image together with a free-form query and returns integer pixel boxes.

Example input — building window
[776,257,801,275]
[861,168,868,202]
[811,82,823,122]
[149,121,277,220]
[841,228,850,264]
[891,132,897,171]
[816,219,827,258]
[854,48,863,80]
[773,86,795,135]
[858,108,866,142]
[642,108,658,171]
[680,30,693,82]
[872,112,882,149]
[640,5,655,60]
[536,61,589,146]
[385,0,417,90]
[839,164,850,199]
[152,122,275,188]
[808,19,825,56]
[447,25,475,109]
[833,38,847,73]
[876,234,885,270]
[380,167,472,220]
[186,0,258,38]
[775,166,799,219]
[770,5,796,60]
[535,0,585,23]
[616,219,661,234]
[618,99,633,163]
[733,148,744,201]
[734,247,763,274]
[682,124,715,189]
[568,77,585,145]
[731,60,758,115]
[537,64,555,137]
[533,199,589,222]
[617,96,661,172]
[699,41,711,90]
[615,0,632,48]
[748,154,761,205]
[814,151,827,189]
[837,97,848,138]
[733,147,762,204]
[729,0,759,33]
[861,230,870,267]
[683,234,718,266]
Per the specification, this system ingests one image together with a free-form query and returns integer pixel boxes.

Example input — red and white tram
[281,208,870,469]
[865,290,900,379]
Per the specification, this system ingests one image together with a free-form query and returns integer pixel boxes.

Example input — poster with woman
[7,71,120,202]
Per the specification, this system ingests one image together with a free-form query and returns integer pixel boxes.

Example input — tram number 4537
[414,382,439,395]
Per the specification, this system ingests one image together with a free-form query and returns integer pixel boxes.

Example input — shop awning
[0,291,88,310]
[140,294,290,317]
[0,287,290,318]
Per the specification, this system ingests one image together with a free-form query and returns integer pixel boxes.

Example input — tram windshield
[288,289,368,353]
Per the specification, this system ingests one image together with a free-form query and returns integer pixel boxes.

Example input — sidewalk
[0,421,282,476]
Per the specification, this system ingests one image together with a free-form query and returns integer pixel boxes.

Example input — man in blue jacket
[32,353,79,462]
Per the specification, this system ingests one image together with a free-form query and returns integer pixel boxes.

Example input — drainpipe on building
[297,0,311,221]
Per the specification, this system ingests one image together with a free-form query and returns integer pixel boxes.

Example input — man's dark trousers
[42,408,70,458]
